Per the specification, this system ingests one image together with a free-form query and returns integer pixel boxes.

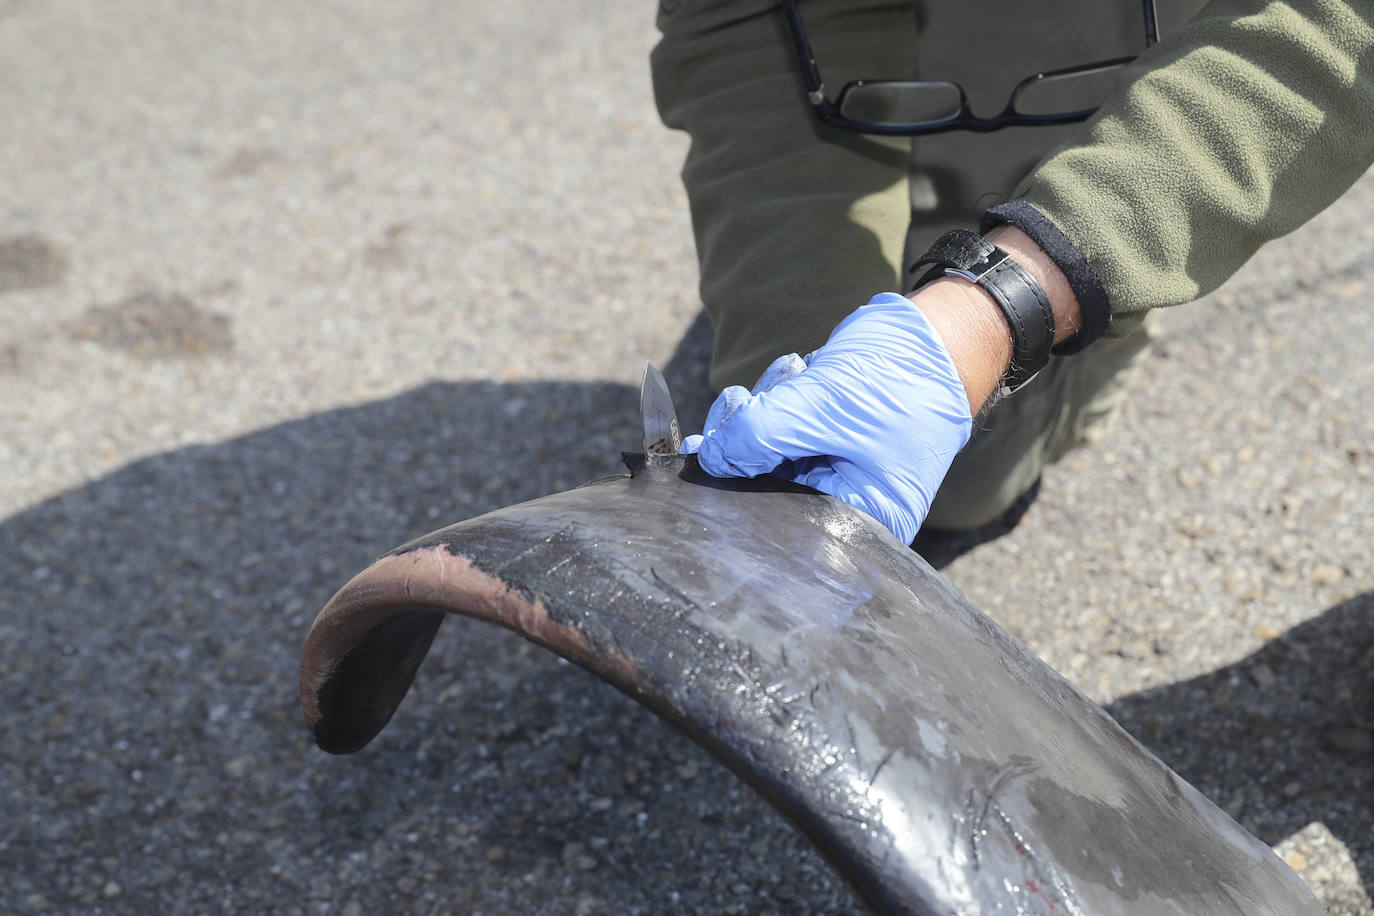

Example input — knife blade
[640,361,681,457]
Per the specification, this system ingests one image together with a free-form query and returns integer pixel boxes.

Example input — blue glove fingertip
[751,353,807,395]
[703,385,751,434]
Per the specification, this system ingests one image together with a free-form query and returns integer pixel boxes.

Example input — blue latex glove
[681,292,972,543]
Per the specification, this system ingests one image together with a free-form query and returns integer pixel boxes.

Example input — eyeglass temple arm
[781,0,827,103]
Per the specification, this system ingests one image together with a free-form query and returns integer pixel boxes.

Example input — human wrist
[905,227,1086,413]
[906,278,1012,415]
[984,225,1083,347]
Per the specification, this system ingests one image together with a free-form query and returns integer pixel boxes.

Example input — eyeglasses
[781,0,1159,135]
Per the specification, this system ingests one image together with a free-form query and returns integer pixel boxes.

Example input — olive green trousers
[652,0,1195,530]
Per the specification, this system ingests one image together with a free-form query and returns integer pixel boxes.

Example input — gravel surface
[2,1,1371,913]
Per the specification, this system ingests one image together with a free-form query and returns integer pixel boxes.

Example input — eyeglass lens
[837,81,963,127]
[1010,63,1128,116]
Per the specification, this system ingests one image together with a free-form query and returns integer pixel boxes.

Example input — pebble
[1117,641,1151,661]
[1311,563,1344,586]
[102,881,122,898]
[484,846,505,863]
[1284,850,1309,872]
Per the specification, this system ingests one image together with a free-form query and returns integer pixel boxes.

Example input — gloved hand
[681,292,972,543]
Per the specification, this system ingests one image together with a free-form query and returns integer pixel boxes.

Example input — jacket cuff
[981,201,1109,355]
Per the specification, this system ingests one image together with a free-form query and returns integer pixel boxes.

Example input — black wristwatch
[910,229,1055,395]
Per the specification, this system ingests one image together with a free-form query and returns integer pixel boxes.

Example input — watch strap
[910,229,1055,394]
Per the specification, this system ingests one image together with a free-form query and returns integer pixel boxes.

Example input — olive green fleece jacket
[986,0,1374,351]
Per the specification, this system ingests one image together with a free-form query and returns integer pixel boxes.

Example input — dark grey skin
[300,456,1322,915]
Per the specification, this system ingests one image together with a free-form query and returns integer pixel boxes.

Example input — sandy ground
[2,1,1371,913]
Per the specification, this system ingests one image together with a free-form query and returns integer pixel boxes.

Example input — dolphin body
[300,455,1321,915]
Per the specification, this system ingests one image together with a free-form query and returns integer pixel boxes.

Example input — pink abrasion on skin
[300,545,640,735]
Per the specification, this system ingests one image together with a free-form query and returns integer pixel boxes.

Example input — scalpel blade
[640,361,681,457]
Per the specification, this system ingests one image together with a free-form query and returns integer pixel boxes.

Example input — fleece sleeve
[983,0,1374,351]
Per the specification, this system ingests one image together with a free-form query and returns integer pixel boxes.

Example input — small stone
[574,898,598,916]
[1282,850,1309,872]
[1311,563,1344,586]
[24,894,47,911]
[562,841,585,864]
[396,876,417,893]
[676,762,698,780]
[1175,466,1201,488]
[573,855,598,871]
[102,882,122,899]
[1117,641,1150,661]
[1282,781,1302,798]
[1254,623,1281,641]
[588,797,613,812]
[1248,663,1277,689]
[484,845,505,863]
[342,903,363,916]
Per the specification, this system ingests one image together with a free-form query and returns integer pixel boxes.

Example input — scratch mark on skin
[869,748,896,787]
[989,806,1085,916]
[494,524,578,576]
[648,565,708,620]
[843,715,861,762]
[966,759,1037,869]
